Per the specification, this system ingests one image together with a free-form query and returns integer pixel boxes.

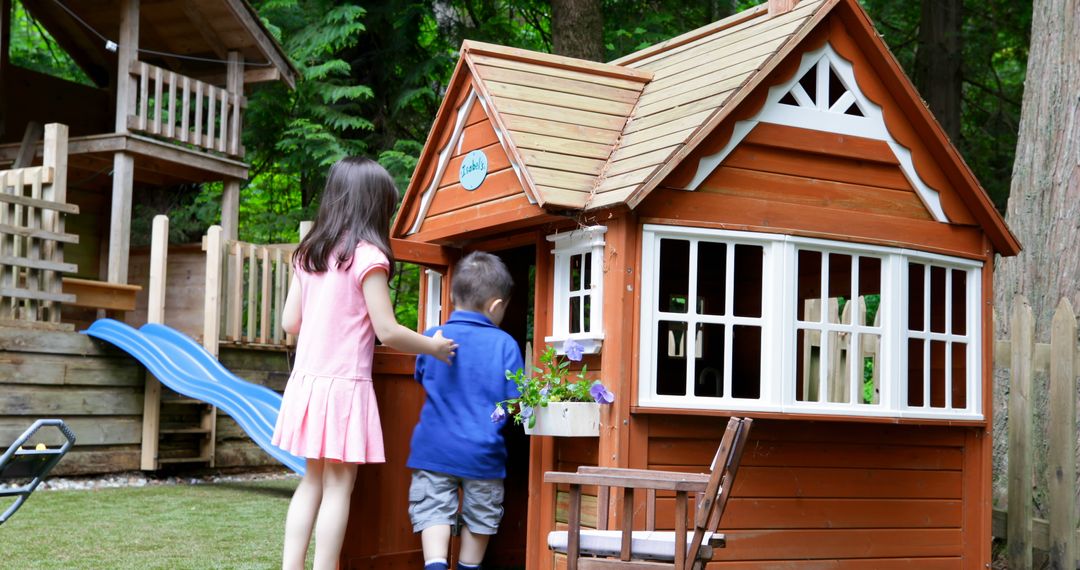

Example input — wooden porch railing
[0,124,77,326]
[203,225,298,350]
[127,61,245,158]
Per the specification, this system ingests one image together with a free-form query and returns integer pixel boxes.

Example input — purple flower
[540,385,550,397]
[564,339,585,361]
[490,404,506,423]
[590,381,615,404]
[520,405,534,419]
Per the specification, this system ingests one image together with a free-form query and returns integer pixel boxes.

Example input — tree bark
[551,0,604,61]
[913,0,963,143]
[994,0,1080,336]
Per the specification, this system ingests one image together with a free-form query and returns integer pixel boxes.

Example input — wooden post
[114,0,139,133]
[140,215,168,470]
[108,153,134,283]
[201,225,223,468]
[1007,295,1035,569]
[203,225,223,355]
[1048,298,1077,569]
[42,124,67,322]
[221,180,239,241]
[226,51,243,157]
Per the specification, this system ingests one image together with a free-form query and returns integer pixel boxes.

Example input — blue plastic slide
[84,319,305,475]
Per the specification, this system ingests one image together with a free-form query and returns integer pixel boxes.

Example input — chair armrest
[576,466,711,483]
[545,470,710,492]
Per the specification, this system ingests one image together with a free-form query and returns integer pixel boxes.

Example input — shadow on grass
[207,481,296,499]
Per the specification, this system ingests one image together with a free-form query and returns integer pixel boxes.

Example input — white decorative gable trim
[407,88,533,236]
[686,43,949,223]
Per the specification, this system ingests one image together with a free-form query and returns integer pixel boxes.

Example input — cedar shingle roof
[460,0,828,210]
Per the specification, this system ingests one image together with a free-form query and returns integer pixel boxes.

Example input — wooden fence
[994,295,1080,569]
[203,225,304,350]
[127,61,245,158]
[0,123,76,326]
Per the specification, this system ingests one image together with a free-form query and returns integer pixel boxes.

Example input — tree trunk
[913,0,962,143]
[994,0,1080,336]
[551,0,604,61]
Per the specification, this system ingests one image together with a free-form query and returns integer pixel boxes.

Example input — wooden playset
[343,0,1020,568]
[0,0,298,473]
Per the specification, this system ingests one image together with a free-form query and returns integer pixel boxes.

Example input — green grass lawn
[0,478,313,569]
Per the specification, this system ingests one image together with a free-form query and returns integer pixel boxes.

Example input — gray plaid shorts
[408,469,505,535]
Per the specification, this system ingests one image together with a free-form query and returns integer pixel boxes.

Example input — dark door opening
[476,243,534,569]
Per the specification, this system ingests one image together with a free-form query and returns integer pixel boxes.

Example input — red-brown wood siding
[341,351,424,570]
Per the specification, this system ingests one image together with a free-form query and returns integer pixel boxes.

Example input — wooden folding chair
[544,417,752,570]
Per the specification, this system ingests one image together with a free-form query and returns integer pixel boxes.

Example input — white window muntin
[546,226,606,354]
[638,225,984,420]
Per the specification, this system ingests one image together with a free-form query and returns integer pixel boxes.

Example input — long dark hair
[294,157,398,275]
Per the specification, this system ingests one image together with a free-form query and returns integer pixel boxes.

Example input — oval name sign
[459,150,488,191]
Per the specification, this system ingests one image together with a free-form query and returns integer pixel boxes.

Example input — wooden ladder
[140,215,217,470]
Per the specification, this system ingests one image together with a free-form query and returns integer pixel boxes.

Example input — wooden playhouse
[344,0,1020,568]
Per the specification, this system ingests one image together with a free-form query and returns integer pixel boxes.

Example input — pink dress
[272,242,389,463]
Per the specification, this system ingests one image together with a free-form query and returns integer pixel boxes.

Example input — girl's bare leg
[283,459,325,570]
[312,461,359,570]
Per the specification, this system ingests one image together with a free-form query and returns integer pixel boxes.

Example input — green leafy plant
[492,340,614,429]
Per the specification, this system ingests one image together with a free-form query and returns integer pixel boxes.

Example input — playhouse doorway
[473,243,534,569]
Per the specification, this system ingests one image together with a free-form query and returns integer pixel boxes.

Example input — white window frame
[546,226,606,355]
[423,269,443,330]
[638,225,983,421]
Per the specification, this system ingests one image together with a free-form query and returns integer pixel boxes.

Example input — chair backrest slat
[686,417,753,566]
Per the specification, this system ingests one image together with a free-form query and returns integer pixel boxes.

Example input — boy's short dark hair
[452,251,513,310]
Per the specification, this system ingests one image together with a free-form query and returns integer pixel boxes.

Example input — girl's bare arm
[362,270,457,363]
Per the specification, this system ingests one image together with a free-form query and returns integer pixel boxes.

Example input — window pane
[570,254,582,292]
[582,294,591,333]
[829,253,852,324]
[733,244,763,318]
[908,338,925,406]
[570,296,581,334]
[656,321,688,396]
[659,239,690,313]
[908,263,925,331]
[732,325,761,399]
[858,257,882,327]
[825,330,850,403]
[930,266,947,333]
[952,343,967,409]
[859,333,881,404]
[929,340,946,407]
[798,250,823,322]
[584,252,593,291]
[952,269,967,335]
[694,323,725,397]
[697,241,727,315]
[796,328,821,402]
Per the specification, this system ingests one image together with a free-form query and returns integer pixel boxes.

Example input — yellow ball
[35,443,46,451]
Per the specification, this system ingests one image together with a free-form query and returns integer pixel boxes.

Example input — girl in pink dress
[273,157,456,570]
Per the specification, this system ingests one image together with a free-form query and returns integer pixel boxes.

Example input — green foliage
[497,344,612,428]
[390,262,422,331]
[7,0,93,86]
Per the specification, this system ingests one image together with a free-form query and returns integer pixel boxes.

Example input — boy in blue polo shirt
[408,251,523,570]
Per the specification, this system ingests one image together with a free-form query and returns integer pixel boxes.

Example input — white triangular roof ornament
[685,43,949,223]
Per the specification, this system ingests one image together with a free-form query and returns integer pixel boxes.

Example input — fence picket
[1048,299,1077,569]
[246,243,257,342]
[1007,295,1035,569]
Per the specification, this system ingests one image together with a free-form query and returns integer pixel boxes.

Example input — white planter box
[524,402,600,437]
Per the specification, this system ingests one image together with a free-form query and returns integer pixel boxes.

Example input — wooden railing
[993,295,1080,569]
[0,124,77,327]
[127,61,245,158]
[203,225,297,349]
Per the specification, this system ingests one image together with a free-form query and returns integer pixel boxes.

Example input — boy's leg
[409,470,461,569]
[313,460,359,570]
[458,478,505,568]
[282,459,325,570]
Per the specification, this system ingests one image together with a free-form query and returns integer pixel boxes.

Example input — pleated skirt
[272,372,385,464]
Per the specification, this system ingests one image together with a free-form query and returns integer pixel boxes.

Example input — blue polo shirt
[407,311,523,479]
